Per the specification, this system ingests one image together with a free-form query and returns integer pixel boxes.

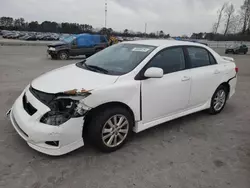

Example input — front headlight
[49,47,56,51]
[40,97,90,126]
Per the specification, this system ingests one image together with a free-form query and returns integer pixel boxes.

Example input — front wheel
[209,85,228,115]
[88,106,133,152]
[58,51,69,60]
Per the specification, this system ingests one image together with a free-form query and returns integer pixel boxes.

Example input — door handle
[181,76,190,81]
[214,70,220,74]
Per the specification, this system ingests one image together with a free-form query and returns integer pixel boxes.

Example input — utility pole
[145,23,147,33]
[105,0,107,28]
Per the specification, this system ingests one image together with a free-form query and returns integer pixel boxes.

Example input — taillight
[235,67,239,73]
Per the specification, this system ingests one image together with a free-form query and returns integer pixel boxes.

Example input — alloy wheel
[102,115,129,148]
[213,89,226,111]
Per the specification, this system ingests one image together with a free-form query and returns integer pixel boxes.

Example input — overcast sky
[0,0,244,36]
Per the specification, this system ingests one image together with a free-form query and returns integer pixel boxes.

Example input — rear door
[186,46,224,108]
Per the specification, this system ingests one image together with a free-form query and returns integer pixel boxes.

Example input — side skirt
[133,101,210,133]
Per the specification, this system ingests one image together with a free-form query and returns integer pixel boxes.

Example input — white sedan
[7,40,238,156]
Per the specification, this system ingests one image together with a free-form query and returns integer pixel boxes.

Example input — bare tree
[213,2,228,34]
[230,14,242,34]
[224,3,235,35]
[241,0,250,33]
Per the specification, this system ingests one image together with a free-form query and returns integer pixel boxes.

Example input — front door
[141,47,192,124]
[70,37,95,56]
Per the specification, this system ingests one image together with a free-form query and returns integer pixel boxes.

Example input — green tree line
[0,17,170,38]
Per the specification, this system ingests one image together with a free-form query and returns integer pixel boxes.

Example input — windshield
[63,35,76,43]
[77,43,156,75]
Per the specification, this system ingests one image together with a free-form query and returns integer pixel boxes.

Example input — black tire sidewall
[209,85,228,115]
[88,106,133,152]
[58,51,69,60]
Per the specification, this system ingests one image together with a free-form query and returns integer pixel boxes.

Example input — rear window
[187,47,210,68]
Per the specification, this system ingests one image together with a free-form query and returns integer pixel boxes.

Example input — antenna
[105,0,107,28]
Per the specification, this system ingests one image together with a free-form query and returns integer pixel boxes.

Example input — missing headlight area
[40,98,89,126]
[29,86,91,126]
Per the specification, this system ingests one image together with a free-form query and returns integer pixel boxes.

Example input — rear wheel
[88,106,133,152]
[209,85,228,115]
[58,51,69,60]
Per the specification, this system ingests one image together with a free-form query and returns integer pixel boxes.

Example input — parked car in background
[20,35,37,41]
[47,34,108,60]
[7,40,238,156]
[225,44,248,54]
[3,32,14,38]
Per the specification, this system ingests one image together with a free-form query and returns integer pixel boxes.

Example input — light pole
[105,0,107,28]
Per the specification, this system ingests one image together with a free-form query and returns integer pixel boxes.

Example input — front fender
[56,45,70,52]
[83,81,141,121]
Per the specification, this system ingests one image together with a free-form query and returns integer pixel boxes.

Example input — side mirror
[72,39,77,46]
[144,67,164,78]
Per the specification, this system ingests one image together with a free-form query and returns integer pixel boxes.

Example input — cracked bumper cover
[9,88,85,156]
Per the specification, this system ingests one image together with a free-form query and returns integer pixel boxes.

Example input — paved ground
[0,46,250,188]
[0,37,51,46]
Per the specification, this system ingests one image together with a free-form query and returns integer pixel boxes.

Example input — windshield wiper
[76,60,109,74]
[87,65,109,74]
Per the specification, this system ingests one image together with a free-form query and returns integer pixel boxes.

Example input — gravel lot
[0,46,250,188]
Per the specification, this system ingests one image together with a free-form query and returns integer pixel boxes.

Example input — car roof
[123,39,206,48]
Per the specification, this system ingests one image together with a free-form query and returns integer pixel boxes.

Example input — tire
[209,85,228,115]
[57,51,69,60]
[88,106,133,152]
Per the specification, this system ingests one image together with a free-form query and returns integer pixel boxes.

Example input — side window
[72,39,77,46]
[187,47,210,68]
[147,47,185,74]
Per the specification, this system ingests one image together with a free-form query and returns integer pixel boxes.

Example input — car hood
[31,64,119,93]
[48,41,68,48]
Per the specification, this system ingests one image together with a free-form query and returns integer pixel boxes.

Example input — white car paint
[8,40,237,156]
[141,69,192,124]
[32,64,119,93]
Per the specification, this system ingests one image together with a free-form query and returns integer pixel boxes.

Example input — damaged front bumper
[8,87,85,156]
